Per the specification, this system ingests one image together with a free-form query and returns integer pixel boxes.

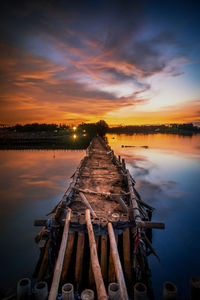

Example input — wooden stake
[48,209,71,300]
[122,159,126,170]
[60,232,75,284]
[123,228,132,285]
[100,235,108,284]
[79,192,97,218]
[75,232,85,288]
[108,222,129,300]
[85,209,108,300]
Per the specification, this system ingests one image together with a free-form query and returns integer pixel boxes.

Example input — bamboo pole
[75,232,85,288]
[138,221,165,229]
[115,197,128,213]
[108,222,129,300]
[126,170,141,224]
[79,192,97,218]
[60,232,75,284]
[108,283,120,300]
[85,209,108,300]
[109,235,118,283]
[62,283,74,300]
[37,240,50,281]
[48,209,71,300]
[123,228,132,284]
[89,235,99,287]
[100,235,108,284]
[142,233,160,262]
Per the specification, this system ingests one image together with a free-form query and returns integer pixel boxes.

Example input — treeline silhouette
[0,120,109,149]
[108,123,200,134]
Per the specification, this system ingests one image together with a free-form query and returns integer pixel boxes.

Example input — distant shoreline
[0,131,199,150]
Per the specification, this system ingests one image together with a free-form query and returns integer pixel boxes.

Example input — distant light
[83,133,87,136]
[73,126,77,131]
[73,134,77,139]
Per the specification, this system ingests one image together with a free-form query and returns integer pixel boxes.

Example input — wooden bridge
[26,137,165,299]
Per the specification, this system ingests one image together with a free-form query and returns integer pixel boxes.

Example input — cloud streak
[0,0,199,124]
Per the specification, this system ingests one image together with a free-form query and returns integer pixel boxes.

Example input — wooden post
[190,277,200,300]
[163,282,177,300]
[100,235,108,284]
[48,209,71,300]
[80,192,97,218]
[123,228,132,285]
[75,232,85,288]
[60,232,75,284]
[108,222,129,300]
[85,209,108,300]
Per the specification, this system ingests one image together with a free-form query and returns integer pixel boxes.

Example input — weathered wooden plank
[108,222,129,300]
[48,209,71,300]
[85,209,107,300]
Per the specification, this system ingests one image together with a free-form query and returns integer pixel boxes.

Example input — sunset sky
[0,0,200,125]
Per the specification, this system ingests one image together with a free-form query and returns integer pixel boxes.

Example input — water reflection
[0,150,84,290]
[107,133,200,299]
[0,134,199,299]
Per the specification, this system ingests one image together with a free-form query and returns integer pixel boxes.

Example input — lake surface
[0,133,199,299]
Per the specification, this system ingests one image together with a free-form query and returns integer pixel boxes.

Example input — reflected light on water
[0,133,199,299]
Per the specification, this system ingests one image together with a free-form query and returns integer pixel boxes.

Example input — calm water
[0,133,199,299]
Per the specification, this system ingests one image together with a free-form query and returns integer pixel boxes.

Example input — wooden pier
[32,136,164,299]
